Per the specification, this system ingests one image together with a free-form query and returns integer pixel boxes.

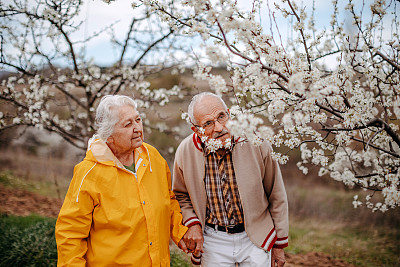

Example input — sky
[2,0,399,69]
[78,0,338,66]
[74,0,399,68]
[73,0,141,66]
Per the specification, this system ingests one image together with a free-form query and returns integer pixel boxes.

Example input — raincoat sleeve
[55,163,97,266]
[167,161,188,245]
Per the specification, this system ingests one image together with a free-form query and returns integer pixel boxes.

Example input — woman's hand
[183,224,204,255]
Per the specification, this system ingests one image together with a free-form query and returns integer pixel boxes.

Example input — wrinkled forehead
[196,95,226,110]
[194,96,227,120]
[112,104,140,119]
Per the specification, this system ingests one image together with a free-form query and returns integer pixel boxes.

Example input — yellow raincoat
[55,137,188,266]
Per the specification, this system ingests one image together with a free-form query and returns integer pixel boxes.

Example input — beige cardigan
[173,133,289,251]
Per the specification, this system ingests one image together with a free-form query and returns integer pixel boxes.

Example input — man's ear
[191,126,197,133]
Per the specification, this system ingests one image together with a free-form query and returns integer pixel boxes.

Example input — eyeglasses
[193,112,229,131]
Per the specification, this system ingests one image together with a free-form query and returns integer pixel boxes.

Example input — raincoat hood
[86,134,152,172]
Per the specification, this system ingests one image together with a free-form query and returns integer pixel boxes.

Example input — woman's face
[107,105,144,154]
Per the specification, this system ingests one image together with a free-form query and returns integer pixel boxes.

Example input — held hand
[177,238,189,253]
[183,224,204,255]
[271,248,286,267]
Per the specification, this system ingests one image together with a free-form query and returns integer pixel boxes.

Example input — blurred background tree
[0,0,189,150]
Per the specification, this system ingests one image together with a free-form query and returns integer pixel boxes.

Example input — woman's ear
[107,136,114,144]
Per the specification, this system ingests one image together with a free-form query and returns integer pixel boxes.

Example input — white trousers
[201,225,271,267]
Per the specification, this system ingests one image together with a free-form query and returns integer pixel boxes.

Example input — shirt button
[143,164,146,166]
[142,201,145,205]
[150,242,152,245]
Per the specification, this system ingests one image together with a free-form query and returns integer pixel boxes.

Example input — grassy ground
[0,170,64,198]
[288,218,400,266]
[0,214,58,267]
[282,164,400,267]
[0,214,192,267]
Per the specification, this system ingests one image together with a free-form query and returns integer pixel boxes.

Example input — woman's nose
[132,122,141,131]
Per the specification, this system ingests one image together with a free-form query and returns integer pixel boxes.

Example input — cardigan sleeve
[166,161,189,244]
[261,142,289,248]
[172,145,202,227]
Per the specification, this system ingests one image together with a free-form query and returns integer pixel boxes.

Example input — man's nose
[214,120,224,132]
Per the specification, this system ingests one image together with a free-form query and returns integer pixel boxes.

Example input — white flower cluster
[201,137,232,153]
[194,64,228,95]
[226,112,264,145]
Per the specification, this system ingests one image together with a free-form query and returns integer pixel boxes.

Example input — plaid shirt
[203,143,244,226]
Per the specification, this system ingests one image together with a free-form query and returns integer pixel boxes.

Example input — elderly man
[55,95,188,266]
[173,92,289,267]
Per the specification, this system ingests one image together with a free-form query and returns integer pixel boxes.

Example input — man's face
[191,96,231,144]
[107,105,144,153]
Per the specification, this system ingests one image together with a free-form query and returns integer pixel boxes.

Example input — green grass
[170,249,192,267]
[0,213,55,229]
[0,214,57,267]
[287,218,400,266]
[0,170,64,198]
[0,214,192,267]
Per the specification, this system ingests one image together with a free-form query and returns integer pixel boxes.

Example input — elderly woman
[55,95,188,266]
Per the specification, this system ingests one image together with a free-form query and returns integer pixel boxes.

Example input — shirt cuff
[191,253,202,265]
[184,217,202,228]
[273,236,289,249]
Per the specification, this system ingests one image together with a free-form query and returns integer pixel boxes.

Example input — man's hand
[271,248,285,267]
[182,224,204,255]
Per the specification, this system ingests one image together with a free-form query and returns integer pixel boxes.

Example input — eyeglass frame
[190,111,230,132]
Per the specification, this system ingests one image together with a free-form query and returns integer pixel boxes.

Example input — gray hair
[188,92,228,124]
[95,95,138,141]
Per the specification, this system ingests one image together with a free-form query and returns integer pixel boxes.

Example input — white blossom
[205,138,223,153]
[352,195,362,208]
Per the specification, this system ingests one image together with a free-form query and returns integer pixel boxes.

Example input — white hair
[95,95,138,141]
[188,92,228,124]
